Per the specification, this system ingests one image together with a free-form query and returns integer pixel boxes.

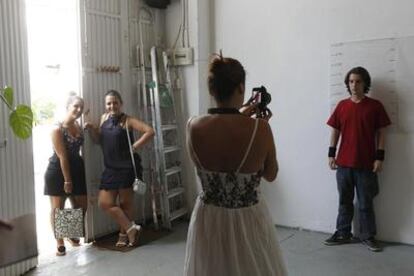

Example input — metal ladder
[147,46,188,229]
[136,8,187,229]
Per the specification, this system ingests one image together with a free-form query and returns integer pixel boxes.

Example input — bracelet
[64,181,72,184]
[375,149,385,161]
[328,147,336,158]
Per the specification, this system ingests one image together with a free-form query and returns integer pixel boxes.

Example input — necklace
[208,107,241,114]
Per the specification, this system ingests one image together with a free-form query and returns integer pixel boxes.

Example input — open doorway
[25,0,82,258]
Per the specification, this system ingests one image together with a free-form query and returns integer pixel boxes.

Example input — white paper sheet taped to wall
[330,36,414,133]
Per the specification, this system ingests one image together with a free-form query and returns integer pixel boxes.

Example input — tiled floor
[26,222,414,276]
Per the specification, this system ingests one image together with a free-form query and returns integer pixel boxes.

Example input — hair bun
[68,91,77,97]
[208,53,245,102]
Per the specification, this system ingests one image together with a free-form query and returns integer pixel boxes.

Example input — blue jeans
[336,166,379,240]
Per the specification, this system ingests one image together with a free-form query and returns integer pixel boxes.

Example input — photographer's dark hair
[105,89,123,104]
[344,66,371,94]
[208,53,246,102]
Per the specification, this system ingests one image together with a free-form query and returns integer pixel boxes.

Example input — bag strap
[126,117,138,179]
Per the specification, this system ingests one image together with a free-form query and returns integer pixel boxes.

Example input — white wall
[164,0,414,244]
[211,0,414,244]
[167,0,414,244]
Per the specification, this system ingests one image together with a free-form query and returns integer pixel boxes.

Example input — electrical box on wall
[143,0,170,9]
[167,47,194,66]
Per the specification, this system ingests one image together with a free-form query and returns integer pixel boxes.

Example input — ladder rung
[164,146,180,153]
[161,124,177,131]
[170,208,187,221]
[167,187,185,198]
[165,166,181,176]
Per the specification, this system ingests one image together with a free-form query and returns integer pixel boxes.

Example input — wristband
[375,149,385,161]
[64,181,72,184]
[328,147,336,158]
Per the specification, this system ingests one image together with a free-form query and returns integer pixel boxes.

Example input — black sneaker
[324,231,353,246]
[362,237,383,252]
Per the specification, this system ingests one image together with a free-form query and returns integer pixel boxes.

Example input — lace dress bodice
[189,118,261,209]
[197,169,261,208]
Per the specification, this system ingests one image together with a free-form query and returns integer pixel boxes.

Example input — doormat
[92,226,171,252]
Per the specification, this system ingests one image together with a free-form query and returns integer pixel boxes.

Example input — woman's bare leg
[50,196,66,249]
[70,195,88,214]
[119,188,141,245]
[98,190,132,231]
[118,188,134,233]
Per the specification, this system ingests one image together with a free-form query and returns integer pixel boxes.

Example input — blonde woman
[44,95,88,256]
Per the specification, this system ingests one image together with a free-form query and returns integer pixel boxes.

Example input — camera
[247,86,272,118]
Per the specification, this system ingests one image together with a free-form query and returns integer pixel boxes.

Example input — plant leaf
[3,86,14,107]
[159,85,173,108]
[146,81,156,89]
[9,104,33,139]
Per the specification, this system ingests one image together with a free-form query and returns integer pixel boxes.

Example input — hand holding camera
[242,86,272,120]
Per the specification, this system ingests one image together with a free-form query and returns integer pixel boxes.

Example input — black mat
[92,226,170,252]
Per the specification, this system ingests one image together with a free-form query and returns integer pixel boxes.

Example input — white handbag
[126,118,147,195]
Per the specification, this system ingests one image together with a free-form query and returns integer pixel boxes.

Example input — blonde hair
[66,91,84,110]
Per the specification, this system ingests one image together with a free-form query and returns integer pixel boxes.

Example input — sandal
[67,238,81,247]
[56,245,66,256]
[115,233,128,247]
[126,223,142,247]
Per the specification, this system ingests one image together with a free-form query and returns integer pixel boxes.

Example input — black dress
[44,124,87,196]
[100,114,143,190]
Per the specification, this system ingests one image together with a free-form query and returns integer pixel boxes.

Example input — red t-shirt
[327,96,391,170]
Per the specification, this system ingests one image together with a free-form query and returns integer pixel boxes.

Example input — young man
[325,66,391,252]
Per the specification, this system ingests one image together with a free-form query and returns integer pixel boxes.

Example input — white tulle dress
[184,119,287,276]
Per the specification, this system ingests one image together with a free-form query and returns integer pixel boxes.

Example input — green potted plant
[0,86,33,139]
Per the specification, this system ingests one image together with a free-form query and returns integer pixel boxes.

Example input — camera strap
[208,107,241,114]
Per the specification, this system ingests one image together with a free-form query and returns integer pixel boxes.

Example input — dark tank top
[49,123,84,163]
[100,113,135,169]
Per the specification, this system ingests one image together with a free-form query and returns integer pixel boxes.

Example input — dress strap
[236,119,259,173]
[186,117,205,170]
[57,122,67,136]
[104,112,110,121]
